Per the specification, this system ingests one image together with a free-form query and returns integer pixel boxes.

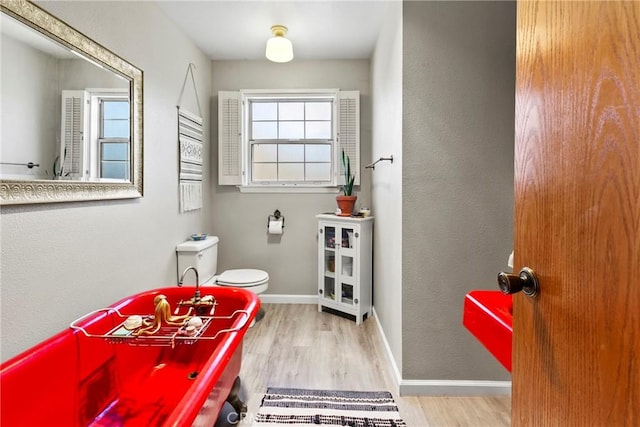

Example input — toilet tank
[176,236,219,284]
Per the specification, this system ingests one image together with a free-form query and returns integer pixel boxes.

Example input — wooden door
[513,1,639,425]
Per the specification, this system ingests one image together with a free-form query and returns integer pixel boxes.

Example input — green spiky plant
[52,147,69,178]
[341,150,355,196]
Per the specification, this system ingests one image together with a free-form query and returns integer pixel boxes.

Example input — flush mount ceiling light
[265,25,294,63]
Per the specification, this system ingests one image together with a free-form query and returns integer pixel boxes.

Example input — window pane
[279,102,304,120]
[103,120,130,138]
[252,121,277,139]
[247,95,337,186]
[278,163,304,181]
[305,121,331,139]
[253,163,277,181]
[306,162,331,181]
[252,102,277,120]
[102,142,129,161]
[278,144,304,162]
[306,102,331,120]
[253,144,277,162]
[101,161,128,179]
[103,101,129,119]
[305,144,331,162]
[279,121,304,139]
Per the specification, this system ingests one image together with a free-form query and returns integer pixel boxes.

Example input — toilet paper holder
[267,209,285,229]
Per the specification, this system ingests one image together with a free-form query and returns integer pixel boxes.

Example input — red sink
[463,290,513,372]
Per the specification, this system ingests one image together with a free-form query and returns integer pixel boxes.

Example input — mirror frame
[0,0,143,205]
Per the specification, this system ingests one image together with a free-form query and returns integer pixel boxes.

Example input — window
[60,89,130,181]
[98,98,130,180]
[218,90,360,192]
[249,97,334,184]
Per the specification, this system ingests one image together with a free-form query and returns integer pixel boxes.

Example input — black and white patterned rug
[254,387,407,426]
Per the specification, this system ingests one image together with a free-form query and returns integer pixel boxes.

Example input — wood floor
[234,304,510,426]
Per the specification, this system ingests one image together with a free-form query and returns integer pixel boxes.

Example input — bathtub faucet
[178,266,201,301]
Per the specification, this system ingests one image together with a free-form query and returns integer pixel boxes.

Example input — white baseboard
[371,308,512,396]
[260,294,317,304]
[372,307,402,392]
[399,379,511,396]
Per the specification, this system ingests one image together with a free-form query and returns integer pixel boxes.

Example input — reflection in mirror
[1,14,129,180]
[0,0,143,205]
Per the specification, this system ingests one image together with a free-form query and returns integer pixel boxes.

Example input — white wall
[402,1,515,382]
[370,1,404,377]
[0,1,211,361]
[209,60,371,296]
[59,58,127,90]
[1,35,58,179]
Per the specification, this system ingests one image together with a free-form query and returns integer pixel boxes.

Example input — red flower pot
[336,195,357,216]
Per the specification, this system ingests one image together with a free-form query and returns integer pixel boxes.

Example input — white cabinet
[316,214,373,324]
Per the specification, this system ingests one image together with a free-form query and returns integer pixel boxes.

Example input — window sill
[238,186,341,194]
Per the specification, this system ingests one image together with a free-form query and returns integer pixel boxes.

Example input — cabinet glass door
[321,225,336,300]
[340,282,355,305]
[338,226,356,306]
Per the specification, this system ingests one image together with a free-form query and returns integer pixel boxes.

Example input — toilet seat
[217,269,268,286]
[213,269,269,294]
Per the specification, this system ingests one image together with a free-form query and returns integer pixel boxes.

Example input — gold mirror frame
[0,0,143,205]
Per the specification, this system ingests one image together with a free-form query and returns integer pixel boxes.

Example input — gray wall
[370,1,404,375]
[1,1,211,361]
[401,1,515,381]
[209,60,371,296]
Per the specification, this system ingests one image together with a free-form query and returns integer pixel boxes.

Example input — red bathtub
[0,286,259,427]
[463,290,513,372]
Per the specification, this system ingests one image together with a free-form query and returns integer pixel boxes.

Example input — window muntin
[247,97,334,185]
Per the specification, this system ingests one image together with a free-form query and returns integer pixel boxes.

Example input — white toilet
[176,236,269,295]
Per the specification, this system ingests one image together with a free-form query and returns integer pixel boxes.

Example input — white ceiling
[155,1,391,61]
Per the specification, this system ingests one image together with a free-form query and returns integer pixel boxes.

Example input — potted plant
[336,150,357,216]
[52,151,70,180]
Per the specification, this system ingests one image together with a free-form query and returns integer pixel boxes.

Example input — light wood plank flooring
[234,304,510,426]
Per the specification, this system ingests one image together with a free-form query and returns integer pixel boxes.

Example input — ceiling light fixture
[265,25,294,63]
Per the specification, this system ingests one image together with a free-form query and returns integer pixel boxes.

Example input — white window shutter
[218,91,242,185]
[60,90,88,179]
[337,90,360,186]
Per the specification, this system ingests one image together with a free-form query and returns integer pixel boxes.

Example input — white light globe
[265,36,294,63]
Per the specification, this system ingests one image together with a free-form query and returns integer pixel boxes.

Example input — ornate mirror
[0,0,143,205]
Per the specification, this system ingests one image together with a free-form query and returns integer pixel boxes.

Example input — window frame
[98,98,130,180]
[86,89,130,181]
[241,90,339,189]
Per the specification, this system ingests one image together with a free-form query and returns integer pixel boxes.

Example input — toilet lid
[217,269,269,286]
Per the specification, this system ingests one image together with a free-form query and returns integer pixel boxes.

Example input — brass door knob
[497,267,539,297]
